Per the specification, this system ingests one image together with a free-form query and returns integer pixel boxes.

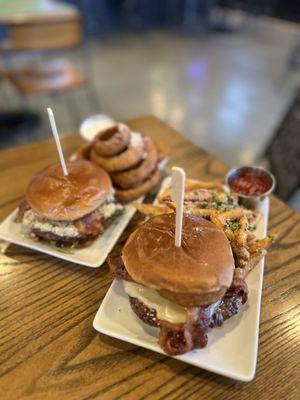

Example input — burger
[109,212,248,355]
[15,160,123,249]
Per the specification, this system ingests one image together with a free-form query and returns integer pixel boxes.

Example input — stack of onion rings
[111,137,158,189]
[76,123,170,202]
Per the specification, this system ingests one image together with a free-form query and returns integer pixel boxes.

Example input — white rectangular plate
[0,155,168,268]
[93,178,269,381]
[0,202,139,268]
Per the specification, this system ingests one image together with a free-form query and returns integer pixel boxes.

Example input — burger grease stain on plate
[93,177,269,381]
[0,201,141,268]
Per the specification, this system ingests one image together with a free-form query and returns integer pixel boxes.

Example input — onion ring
[90,133,145,172]
[115,169,161,203]
[93,123,131,157]
[76,142,92,160]
[111,137,158,189]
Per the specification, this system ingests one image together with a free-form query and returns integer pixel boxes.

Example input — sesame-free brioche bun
[122,213,234,306]
[26,160,112,221]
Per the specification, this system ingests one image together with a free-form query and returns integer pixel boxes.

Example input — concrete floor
[0,16,299,168]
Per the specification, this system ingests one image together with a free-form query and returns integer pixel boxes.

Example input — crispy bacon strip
[225,277,248,304]
[210,295,243,328]
[159,306,210,355]
[159,321,193,355]
[210,274,248,328]
[108,256,133,282]
[15,199,30,222]
[74,210,104,236]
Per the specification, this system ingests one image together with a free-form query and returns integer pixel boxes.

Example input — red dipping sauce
[230,173,271,196]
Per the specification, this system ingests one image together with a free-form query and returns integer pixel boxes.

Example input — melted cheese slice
[123,281,186,324]
[123,281,222,325]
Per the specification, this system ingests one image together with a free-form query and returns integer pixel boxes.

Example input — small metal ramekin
[226,166,276,210]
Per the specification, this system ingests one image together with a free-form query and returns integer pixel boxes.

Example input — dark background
[62,0,300,36]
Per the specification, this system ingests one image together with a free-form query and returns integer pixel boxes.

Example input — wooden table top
[0,116,299,400]
[0,1,79,25]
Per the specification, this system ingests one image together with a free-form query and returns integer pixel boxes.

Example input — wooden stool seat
[5,60,85,95]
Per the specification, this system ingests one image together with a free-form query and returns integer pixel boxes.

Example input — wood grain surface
[0,116,299,400]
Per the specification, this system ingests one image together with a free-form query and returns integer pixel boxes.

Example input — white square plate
[93,178,269,380]
[0,202,139,268]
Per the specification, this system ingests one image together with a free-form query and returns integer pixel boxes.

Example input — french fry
[221,208,258,221]
[186,207,215,219]
[183,189,213,202]
[247,231,256,242]
[244,249,267,273]
[236,258,248,269]
[185,179,223,192]
[134,203,172,217]
[236,216,248,247]
[163,200,176,211]
[231,242,250,260]
[248,236,274,253]
[214,192,229,202]
[210,212,225,230]
[158,179,223,201]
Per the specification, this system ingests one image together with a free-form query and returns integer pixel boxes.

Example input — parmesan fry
[247,231,256,242]
[214,192,229,202]
[183,189,213,202]
[236,216,248,247]
[210,212,225,230]
[248,236,274,253]
[134,203,172,217]
[163,201,176,211]
[158,179,223,201]
[231,242,250,260]
[185,179,223,192]
[244,249,267,273]
[221,208,259,221]
[185,207,215,219]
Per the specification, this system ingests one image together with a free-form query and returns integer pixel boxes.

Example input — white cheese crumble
[22,193,123,238]
[100,202,123,219]
[23,209,80,237]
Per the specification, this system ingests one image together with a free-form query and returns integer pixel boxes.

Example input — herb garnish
[50,240,78,254]
[199,203,208,209]
[247,224,255,232]
[108,208,125,223]
[227,220,241,233]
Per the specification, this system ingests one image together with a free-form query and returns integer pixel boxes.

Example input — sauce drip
[231,173,271,196]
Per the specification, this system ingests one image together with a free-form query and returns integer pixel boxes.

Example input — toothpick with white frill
[171,166,186,247]
[47,107,68,176]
